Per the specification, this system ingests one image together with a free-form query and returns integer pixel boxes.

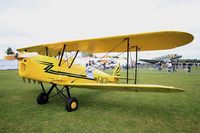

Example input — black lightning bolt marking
[37,60,95,80]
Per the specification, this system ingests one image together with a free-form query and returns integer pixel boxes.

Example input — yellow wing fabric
[17,31,193,56]
[66,83,184,92]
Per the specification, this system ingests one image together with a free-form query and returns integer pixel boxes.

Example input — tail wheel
[65,97,78,112]
[37,92,48,104]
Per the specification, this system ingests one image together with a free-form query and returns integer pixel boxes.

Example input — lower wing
[65,83,184,93]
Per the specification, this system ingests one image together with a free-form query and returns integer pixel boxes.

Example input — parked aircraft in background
[139,54,182,64]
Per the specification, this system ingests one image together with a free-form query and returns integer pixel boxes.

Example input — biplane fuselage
[18,55,118,85]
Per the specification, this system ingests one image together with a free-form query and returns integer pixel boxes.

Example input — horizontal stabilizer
[114,76,134,80]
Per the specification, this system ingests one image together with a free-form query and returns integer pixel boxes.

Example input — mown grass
[0,68,200,133]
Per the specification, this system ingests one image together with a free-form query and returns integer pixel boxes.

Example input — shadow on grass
[65,89,182,117]
[25,85,184,118]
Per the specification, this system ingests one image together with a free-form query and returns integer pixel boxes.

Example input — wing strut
[126,38,139,84]
[59,44,66,66]
[68,50,79,68]
[45,47,48,56]
[126,38,130,84]
[135,46,138,84]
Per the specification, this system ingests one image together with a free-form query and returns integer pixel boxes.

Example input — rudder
[113,64,121,76]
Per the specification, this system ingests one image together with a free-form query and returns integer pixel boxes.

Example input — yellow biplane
[5,31,193,112]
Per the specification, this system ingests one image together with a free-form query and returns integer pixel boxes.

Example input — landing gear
[55,85,78,112]
[65,97,78,112]
[37,92,48,104]
[37,82,78,112]
[37,83,54,104]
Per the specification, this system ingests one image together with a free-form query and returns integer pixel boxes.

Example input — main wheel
[37,92,48,104]
[65,97,78,112]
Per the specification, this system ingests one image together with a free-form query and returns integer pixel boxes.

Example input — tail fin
[113,64,121,76]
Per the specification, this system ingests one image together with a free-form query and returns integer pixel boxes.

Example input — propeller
[4,53,19,60]
[4,52,38,60]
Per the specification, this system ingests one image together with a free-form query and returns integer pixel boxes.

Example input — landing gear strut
[37,82,78,112]
[37,83,55,104]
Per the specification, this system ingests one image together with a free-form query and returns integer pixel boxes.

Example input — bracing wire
[71,38,128,83]
[130,51,135,84]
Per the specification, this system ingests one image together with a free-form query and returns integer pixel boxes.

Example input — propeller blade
[4,54,17,60]
[4,52,38,60]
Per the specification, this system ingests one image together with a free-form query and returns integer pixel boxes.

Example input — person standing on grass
[183,62,186,69]
[103,62,106,70]
[187,62,192,73]
[86,61,95,79]
[158,62,162,71]
[167,61,172,72]
[172,61,177,72]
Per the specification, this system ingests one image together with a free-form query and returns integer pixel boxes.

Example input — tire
[65,97,78,112]
[37,92,48,104]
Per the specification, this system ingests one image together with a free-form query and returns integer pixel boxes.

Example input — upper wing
[66,83,184,93]
[17,31,193,56]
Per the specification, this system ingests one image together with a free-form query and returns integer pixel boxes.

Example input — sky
[0,0,199,60]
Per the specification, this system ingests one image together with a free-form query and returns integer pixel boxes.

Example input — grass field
[0,68,200,133]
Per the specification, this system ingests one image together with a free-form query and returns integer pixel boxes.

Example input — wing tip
[173,88,185,92]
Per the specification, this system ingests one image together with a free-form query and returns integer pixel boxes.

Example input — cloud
[159,0,200,7]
